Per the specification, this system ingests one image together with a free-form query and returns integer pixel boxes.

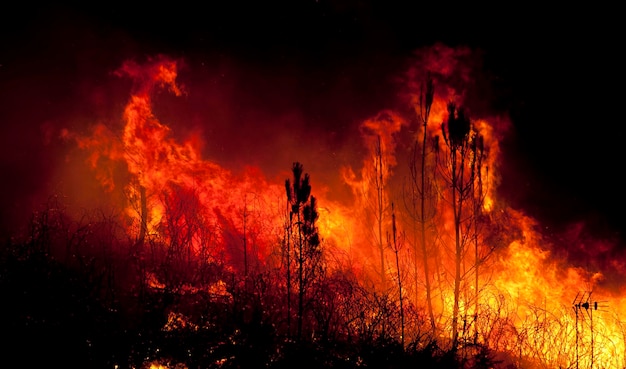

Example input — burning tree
[15,45,626,369]
[285,162,323,341]
[437,102,486,349]
[342,111,405,291]
[403,72,439,335]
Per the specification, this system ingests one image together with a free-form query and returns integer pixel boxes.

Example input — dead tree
[388,202,405,347]
[437,102,484,348]
[285,162,322,340]
[373,135,388,290]
[403,73,438,334]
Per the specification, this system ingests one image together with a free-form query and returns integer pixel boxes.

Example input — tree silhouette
[285,162,323,341]
[437,102,485,348]
[403,73,438,334]
[373,135,388,290]
[388,202,405,347]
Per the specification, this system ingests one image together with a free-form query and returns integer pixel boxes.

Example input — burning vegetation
[2,45,625,369]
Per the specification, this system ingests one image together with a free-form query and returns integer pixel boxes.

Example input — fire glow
[61,47,626,369]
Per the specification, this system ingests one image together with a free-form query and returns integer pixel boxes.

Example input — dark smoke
[1,3,623,250]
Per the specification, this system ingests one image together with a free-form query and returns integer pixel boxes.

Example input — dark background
[1,2,623,243]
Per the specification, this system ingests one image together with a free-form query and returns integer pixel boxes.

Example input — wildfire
[66,47,626,369]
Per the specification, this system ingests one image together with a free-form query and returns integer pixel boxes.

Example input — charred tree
[404,73,438,334]
[374,135,387,290]
[389,202,405,347]
[138,185,148,245]
[285,162,323,341]
[437,102,484,348]
[471,134,487,345]
[285,163,311,338]
[299,195,322,339]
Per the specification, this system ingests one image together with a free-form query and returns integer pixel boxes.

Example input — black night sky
[1,2,623,244]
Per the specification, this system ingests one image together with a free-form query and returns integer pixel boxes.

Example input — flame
[145,361,188,369]
[68,48,626,369]
[76,56,290,275]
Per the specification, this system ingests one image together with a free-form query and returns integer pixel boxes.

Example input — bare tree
[471,134,487,344]
[388,202,405,347]
[403,73,438,334]
[373,135,388,290]
[437,102,484,348]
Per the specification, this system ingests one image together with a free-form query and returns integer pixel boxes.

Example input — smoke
[2,4,623,257]
[0,5,478,238]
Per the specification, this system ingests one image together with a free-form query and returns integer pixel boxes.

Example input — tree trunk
[451,147,461,348]
[138,185,148,245]
[375,135,386,290]
[420,128,436,334]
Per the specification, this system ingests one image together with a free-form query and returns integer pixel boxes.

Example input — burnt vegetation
[1,60,565,368]
[0,163,500,369]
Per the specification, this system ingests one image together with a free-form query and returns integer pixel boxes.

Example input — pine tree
[438,103,484,348]
[285,162,323,340]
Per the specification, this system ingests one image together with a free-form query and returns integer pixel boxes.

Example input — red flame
[65,48,626,369]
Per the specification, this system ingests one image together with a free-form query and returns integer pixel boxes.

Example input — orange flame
[70,49,626,369]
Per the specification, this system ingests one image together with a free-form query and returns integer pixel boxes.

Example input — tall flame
[68,48,626,369]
